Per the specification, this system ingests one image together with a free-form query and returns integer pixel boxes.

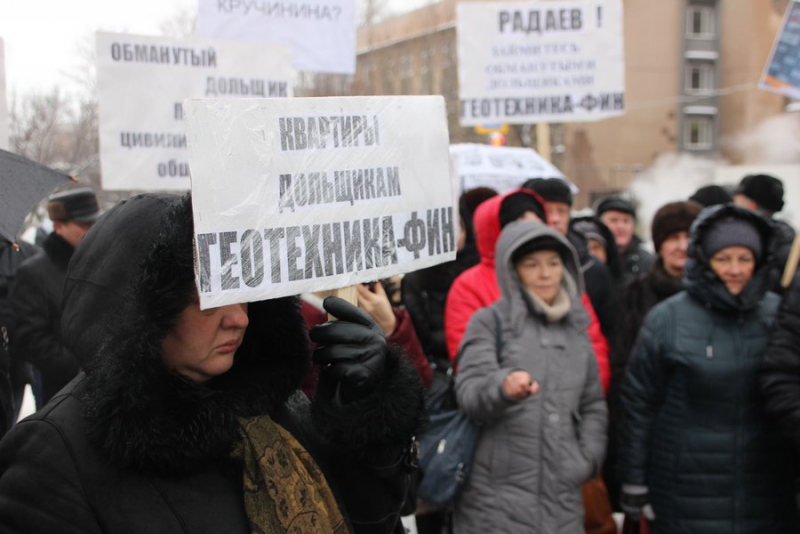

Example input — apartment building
[349,0,791,206]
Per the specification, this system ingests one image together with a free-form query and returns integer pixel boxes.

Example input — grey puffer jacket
[454,221,607,534]
[621,204,797,534]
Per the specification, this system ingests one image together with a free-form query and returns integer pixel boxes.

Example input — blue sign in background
[761,1,800,99]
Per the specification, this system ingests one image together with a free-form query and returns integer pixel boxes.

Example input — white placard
[196,0,356,75]
[97,32,293,191]
[184,96,455,308]
[457,0,626,126]
[0,39,8,151]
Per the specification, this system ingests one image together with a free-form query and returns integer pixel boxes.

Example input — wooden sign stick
[781,232,800,288]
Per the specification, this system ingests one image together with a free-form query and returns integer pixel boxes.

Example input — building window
[361,59,371,91]
[400,54,412,94]
[382,58,395,94]
[685,116,713,149]
[686,6,715,38]
[686,62,714,93]
[441,44,452,70]
[420,49,433,94]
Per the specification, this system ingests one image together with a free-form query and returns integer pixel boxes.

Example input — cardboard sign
[450,143,567,194]
[96,32,293,191]
[196,0,356,74]
[0,39,8,151]
[184,96,455,308]
[760,0,800,100]
[457,0,626,126]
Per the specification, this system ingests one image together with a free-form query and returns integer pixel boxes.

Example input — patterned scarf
[232,415,349,534]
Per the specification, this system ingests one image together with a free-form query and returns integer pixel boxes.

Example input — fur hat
[522,178,573,206]
[460,187,498,219]
[651,201,702,253]
[594,196,636,218]
[689,185,732,207]
[701,216,762,261]
[47,188,101,223]
[735,174,784,213]
[499,191,547,229]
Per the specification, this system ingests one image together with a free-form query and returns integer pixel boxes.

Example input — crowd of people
[0,171,797,534]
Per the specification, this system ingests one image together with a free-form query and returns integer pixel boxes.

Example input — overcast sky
[0,0,431,97]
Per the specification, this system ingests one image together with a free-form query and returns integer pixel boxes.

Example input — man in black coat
[595,196,654,285]
[10,188,100,405]
[733,173,797,293]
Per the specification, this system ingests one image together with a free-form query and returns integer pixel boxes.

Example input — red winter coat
[444,190,610,392]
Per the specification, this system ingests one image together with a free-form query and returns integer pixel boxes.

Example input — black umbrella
[0,148,75,244]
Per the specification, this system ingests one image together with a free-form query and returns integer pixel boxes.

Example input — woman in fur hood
[0,193,426,534]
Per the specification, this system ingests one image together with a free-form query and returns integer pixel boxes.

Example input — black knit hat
[595,196,636,218]
[511,235,568,265]
[701,216,762,261]
[735,174,785,213]
[689,185,732,207]
[651,201,701,253]
[522,178,573,206]
[499,192,546,229]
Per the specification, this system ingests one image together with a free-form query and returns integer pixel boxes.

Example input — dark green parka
[620,204,797,534]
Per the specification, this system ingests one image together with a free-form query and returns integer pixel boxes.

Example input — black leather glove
[310,296,387,404]
[620,484,656,521]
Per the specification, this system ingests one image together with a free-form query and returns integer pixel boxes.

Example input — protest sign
[196,0,356,74]
[760,0,800,100]
[0,39,8,150]
[96,32,293,191]
[457,0,625,126]
[184,96,455,308]
[450,143,568,194]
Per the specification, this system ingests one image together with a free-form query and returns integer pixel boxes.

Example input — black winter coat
[620,205,797,534]
[605,258,683,509]
[567,228,619,342]
[760,273,800,457]
[0,240,38,436]
[402,259,465,369]
[620,235,654,285]
[0,241,38,412]
[614,258,684,380]
[10,233,79,403]
[0,194,425,534]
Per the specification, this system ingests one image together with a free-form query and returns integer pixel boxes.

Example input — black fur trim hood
[61,194,310,474]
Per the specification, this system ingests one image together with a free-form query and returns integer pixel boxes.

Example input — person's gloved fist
[310,296,387,404]
[620,484,656,521]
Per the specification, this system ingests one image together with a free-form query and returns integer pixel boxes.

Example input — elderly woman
[453,220,607,533]
[0,194,425,534]
[620,204,797,533]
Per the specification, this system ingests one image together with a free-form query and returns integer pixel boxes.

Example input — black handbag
[416,309,502,508]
